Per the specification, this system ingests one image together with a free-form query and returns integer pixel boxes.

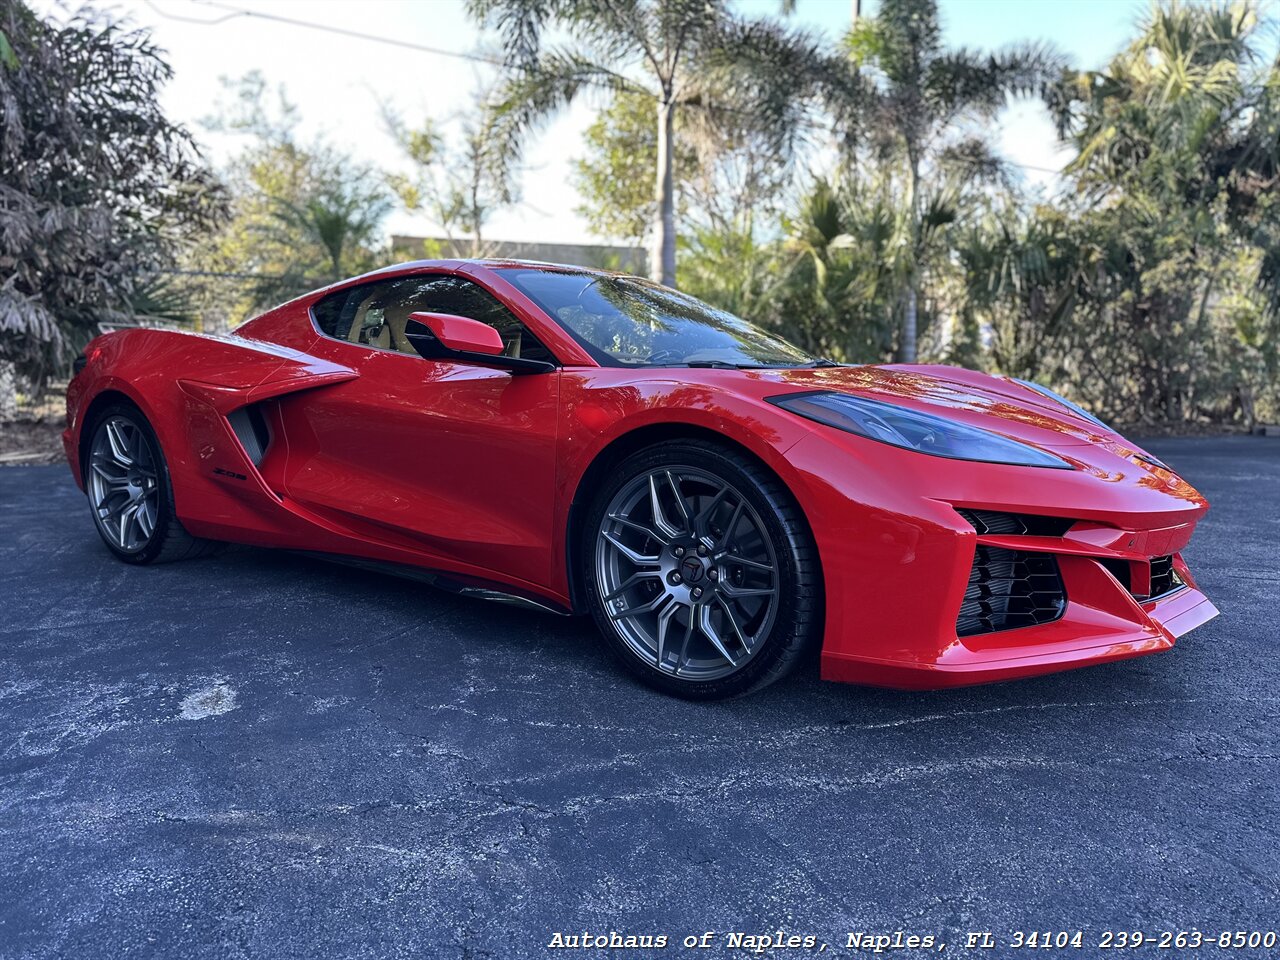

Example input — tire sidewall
[582,441,816,700]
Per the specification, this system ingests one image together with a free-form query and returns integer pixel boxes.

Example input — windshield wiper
[686,359,846,370]
[653,360,824,370]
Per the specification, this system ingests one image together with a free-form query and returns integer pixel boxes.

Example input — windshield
[498,269,819,368]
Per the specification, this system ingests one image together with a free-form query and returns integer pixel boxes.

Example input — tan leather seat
[347,292,522,358]
[345,290,411,352]
[346,290,380,344]
[380,303,417,354]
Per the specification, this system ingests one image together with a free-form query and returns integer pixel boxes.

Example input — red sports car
[63,259,1218,699]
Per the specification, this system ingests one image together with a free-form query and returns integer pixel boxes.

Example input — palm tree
[823,0,1065,362]
[1054,1,1280,315]
[1050,1,1280,420]
[954,201,1088,383]
[1055,2,1253,184]
[466,0,824,286]
[777,170,964,363]
[263,149,391,291]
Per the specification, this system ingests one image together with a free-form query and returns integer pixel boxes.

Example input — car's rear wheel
[584,440,822,699]
[84,403,220,564]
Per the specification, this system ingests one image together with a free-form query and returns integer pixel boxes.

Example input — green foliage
[468,0,825,284]
[191,73,391,324]
[383,83,519,257]
[819,0,1066,362]
[573,90,682,245]
[769,176,910,362]
[955,201,1085,383]
[126,275,201,327]
[1040,0,1280,424]
[12,0,1278,429]
[0,1,224,381]
[0,25,17,69]
[677,227,785,327]
[674,0,1278,427]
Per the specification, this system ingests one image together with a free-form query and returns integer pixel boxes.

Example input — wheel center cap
[680,557,705,583]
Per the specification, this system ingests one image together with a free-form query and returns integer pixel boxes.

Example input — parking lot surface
[1,437,1277,958]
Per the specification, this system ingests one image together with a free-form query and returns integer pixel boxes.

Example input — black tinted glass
[499,269,815,368]
[311,274,555,365]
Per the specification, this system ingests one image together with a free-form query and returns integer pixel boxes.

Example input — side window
[311,286,361,340]
[310,275,556,365]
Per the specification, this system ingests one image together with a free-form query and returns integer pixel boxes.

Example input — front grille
[956,509,1074,537]
[957,546,1067,637]
[1147,555,1182,599]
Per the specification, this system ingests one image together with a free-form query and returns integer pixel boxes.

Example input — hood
[757,363,1116,448]
[752,363,1203,501]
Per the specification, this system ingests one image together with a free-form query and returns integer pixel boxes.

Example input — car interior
[343,282,525,358]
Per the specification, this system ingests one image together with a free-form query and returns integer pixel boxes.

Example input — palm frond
[698,16,827,154]
[926,40,1066,120]
[124,274,200,326]
[488,46,653,193]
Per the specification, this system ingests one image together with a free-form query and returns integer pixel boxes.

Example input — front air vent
[227,405,271,466]
[957,546,1066,637]
[1146,555,1183,600]
[1100,554,1184,602]
[1098,557,1132,593]
[956,509,1075,537]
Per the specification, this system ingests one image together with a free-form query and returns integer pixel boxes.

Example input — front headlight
[769,392,1072,469]
[1013,379,1110,431]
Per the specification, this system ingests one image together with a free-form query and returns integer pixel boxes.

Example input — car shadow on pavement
[192,541,1208,734]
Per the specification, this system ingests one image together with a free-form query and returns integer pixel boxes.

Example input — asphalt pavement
[1,437,1277,959]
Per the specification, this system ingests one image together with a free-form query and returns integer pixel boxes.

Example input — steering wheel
[644,349,682,364]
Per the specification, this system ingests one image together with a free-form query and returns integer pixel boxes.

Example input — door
[278,272,561,591]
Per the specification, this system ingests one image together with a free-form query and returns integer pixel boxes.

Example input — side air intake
[227,405,271,466]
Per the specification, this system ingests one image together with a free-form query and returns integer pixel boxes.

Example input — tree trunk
[650,96,677,287]
[902,149,921,363]
[0,361,17,421]
[1239,383,1256,431]
[903,286,918,364]
[470,173,484,258]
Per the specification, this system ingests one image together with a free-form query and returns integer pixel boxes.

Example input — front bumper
[782,430,1218,691]
[821,572,1218,690]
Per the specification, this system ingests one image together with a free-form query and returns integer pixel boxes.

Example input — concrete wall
[390,236,647,274]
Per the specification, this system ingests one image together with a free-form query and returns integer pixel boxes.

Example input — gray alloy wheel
[595,464,781,681]
[87,415,161,554]
[83,403,220,565]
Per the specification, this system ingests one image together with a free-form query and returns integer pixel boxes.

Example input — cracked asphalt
[1,436,1278,959]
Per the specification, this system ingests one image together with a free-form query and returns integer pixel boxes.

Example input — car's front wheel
[84,403,220,564]
[584,440,822,699]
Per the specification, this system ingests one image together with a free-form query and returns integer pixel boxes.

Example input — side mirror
[406,312,504,356]
[404,312,556,375]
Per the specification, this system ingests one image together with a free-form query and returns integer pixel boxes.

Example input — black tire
[83,402,222,565]
[583,439,822,700]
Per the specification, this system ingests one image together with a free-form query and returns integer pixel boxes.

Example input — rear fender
[66,328,357,537]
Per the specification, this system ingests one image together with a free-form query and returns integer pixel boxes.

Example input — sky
[34,0,1155,247]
